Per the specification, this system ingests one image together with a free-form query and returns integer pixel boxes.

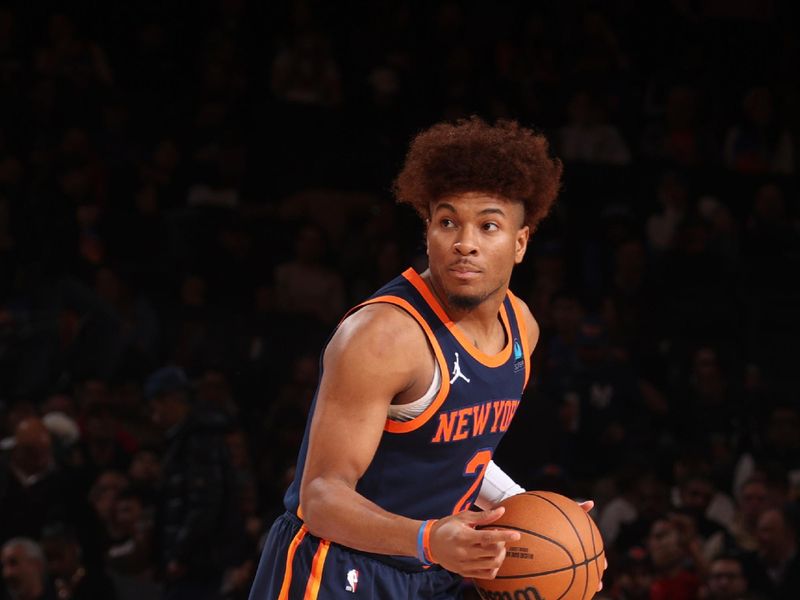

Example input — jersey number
[452,449,492,513]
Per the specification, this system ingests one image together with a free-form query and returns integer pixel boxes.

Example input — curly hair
[393,116,563,231]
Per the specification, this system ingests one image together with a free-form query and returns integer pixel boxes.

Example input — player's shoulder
[328,302,429,361]
[509,292,540,349]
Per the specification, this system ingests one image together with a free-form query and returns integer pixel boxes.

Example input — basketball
[473,491,605,600]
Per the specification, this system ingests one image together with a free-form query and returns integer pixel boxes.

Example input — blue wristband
[417,520,432,566]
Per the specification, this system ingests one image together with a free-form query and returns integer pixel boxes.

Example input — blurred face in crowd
[614,561,652,600]
[113,495,145,536]
[89,470,129,523]
[1,542,45,598]
[149,391,189,430]
[129,450,161,484]
[707,558,748,599]
[680,476,714,514]
[41,537,80,579]
[756,508,796,565]
[635,477,668,519]
[11,418,53,479]
[738,479,769,526]
[647,518,684,570]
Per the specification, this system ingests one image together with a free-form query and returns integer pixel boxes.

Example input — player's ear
[425,218,430,256]
[514,225,530,264]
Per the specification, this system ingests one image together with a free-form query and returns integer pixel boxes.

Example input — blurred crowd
[0,1,798,599]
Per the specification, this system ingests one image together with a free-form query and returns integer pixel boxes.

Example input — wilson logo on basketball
[476,586,544,600]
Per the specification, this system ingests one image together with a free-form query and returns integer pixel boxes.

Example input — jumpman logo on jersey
[450,352,471,384]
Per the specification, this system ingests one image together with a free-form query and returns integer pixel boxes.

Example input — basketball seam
[525,492,589,600]
[477,524,578,563]
[491,549,605,579]
[583,508,602,598]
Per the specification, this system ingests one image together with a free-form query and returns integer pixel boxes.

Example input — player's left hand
[577,499,607,592]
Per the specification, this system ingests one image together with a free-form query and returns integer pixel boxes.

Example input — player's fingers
[476,528,520,546]
[476,540,506,554]
[463,565,501,579]
[578,500,594,512]
[466,506,505,526]
[460,555,505,578]
[469,542,507,561]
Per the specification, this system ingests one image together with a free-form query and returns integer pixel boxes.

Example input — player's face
[426,192,528,311]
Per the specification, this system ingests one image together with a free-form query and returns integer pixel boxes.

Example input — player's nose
[453,230,478,254]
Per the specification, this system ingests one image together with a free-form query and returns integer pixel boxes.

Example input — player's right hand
[429,507,520,579]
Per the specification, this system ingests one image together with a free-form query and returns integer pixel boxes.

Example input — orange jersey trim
[278,526,308,600]
[402,268,513,368]
[507,290,532,389]
[355,296,451,434]
[303,539,330,599]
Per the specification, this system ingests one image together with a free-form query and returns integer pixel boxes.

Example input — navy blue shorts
[248,512,464,599]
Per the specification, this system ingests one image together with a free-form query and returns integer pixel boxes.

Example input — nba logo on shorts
[345,569,359,593]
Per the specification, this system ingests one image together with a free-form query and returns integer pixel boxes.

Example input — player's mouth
[448,263,482,281]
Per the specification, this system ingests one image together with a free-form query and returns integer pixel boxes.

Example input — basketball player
[249,117,602,599]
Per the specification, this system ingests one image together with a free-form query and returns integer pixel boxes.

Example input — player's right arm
[299,303,520,578]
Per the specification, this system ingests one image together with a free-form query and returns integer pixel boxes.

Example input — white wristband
[476,460,525,509]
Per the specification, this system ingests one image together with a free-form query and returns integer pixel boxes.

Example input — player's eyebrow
[432,203,507,217]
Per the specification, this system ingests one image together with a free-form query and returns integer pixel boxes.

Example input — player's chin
[443,283,488,310]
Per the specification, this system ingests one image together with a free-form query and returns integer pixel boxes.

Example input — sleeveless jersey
[284,267,531,526]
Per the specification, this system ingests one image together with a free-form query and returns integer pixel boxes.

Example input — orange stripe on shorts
[304,539,331,600]
[278,526,308,600]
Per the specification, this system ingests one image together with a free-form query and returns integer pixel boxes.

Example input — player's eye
[440,218,456,228]
[483,222,499,232]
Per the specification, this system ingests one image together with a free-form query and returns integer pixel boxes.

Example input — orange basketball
[473,491,605,600]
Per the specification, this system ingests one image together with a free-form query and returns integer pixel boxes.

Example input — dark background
[1,1,799,599]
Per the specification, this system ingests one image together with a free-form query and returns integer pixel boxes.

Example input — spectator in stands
[40,522,117,600]
[733,404,800,507]
[703,552,764,600]
[558,91,631,165]
[145,366,245,600]
[646,514,703,600]
[723,86,794,175]
[745,505,800,599]
[270,28,342,108]
[646,171,689,254]
[0,417,82,544]
[606,546,652,600]
[730,478,772,552]
[105,485,155,579]
[1,538,55,600]
[273,222,346,326]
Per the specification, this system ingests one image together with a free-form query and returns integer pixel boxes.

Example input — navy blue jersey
[284,267,531,525]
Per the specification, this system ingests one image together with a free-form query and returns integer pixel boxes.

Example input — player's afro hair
[393,116,562,231]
